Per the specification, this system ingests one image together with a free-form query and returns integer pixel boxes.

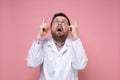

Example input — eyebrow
[54,18,68,21]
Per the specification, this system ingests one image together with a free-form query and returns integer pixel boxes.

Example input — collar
[55,41,65,47]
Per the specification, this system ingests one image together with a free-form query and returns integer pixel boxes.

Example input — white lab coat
[27,38,88,80]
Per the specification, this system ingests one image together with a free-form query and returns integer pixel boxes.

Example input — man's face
[51,16,70,42]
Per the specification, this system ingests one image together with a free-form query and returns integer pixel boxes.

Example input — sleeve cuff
[34,37,43,44]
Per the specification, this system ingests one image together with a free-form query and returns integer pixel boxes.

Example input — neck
[54,40,65,47]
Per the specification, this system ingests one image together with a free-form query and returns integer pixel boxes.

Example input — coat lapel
[47,38,72,55]
[47,38,58,54]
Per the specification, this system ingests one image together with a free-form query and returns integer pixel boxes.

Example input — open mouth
[57,27,63,32]
[57,28,62,32]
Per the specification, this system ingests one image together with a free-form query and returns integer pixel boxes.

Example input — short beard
[51,30,69,43]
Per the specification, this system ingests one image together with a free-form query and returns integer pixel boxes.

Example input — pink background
[0,0,120,80]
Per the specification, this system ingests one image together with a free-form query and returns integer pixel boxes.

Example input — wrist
[37,34,42,38]
[73,34,78,38]
[71,34,78,41]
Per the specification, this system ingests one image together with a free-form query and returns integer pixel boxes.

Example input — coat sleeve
[27,40,44,68]
[71,38,88,70]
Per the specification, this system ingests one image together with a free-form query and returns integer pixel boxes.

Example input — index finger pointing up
[75,20,77,27]
[42,18,45,24]
[42,18,47,27]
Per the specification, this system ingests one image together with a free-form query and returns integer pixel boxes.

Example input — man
[27,13,88,80]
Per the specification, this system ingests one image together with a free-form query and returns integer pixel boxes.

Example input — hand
[69,20,78,38]
[37,18,49,38]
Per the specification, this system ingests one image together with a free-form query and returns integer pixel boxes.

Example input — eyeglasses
[52,20,69,26]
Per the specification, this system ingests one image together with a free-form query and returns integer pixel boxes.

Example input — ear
[68,26,72,37]
[70,27,72,31]
[68,26,71,31]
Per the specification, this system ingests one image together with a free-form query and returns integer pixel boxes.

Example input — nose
[58,21,62,25]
